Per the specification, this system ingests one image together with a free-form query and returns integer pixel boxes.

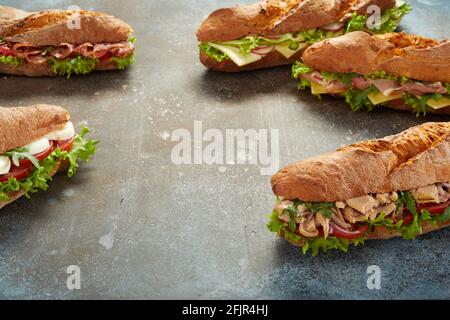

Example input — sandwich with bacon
[197,0,410,72]
[0,6,135,77]
[293,31,450,116]
[268,122,450,255]
[0,104,97,208]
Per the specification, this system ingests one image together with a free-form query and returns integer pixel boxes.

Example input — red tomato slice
[0,46,14,56]
[17,141,56,168]
[56,137,75,152]
[330,221,369,240]
[401,213,414,226]
[416,200,450,215]
[99,52,113,60]
[0,165,32,182]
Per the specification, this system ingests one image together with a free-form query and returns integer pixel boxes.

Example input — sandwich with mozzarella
[293,31,450,116]
[197,0,410,72]
[0,6,135,77]
[268,122,450,255]
[0,104,97,208]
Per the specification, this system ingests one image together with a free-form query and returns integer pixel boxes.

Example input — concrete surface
[0,0,449,299]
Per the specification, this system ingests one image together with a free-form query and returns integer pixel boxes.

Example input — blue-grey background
[0,0,448,299]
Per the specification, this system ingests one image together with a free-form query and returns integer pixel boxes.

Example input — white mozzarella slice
[46,121,75,141]
[0,156,11,175]
[208,42,262,66]
[23,137,50,155]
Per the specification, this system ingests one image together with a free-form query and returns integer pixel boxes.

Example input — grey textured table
[0,0,449,299]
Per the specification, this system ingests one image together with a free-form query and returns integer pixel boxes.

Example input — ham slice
[370,79,403,96]
[301,72,349,94]
[50,43,74,59]
[402,82,448,96]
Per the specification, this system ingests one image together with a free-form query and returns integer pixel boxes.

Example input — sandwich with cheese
[0,104,97,208]
[268,122,450,255]
[293,31,450,116]
[197,0,410,72]
[0,6,135,77]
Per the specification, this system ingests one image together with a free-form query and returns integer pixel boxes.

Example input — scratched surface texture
[0,0,449,299]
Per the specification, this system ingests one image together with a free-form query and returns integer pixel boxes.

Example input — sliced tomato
[416,200,450,215]
[17,141,56,169]
[330,221,369,240]
[401,213,414,226]
[99,52,113,60]
[56,137,75,152]
[0,46,14,56]
[0,165,32,182]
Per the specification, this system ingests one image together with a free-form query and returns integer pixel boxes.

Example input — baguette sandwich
[0,6,135,77]
[293,31,450,116]
[0,104,97,209]
[268,122,450,255]
[197,0,410,72]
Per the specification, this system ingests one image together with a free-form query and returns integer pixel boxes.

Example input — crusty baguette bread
[302,31,450,83]
[0,58,118,77]
[271,122,450,202]
[197,0,395,71]
[197,0,394,42]
[0,6,133,46]
[0,159,68,209]
[0,104,69,154]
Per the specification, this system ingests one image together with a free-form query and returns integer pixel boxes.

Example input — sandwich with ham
[0,6,135,77]
[0,104,97,208]
[293,31,450,116]
[197,0,410,72]
[268,122,450,255]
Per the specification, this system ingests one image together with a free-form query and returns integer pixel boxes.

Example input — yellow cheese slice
[208,42,262,66]
[311,82,328,95]
[368,91,403,105]
[425,96,450,109]
[275,42,307,59]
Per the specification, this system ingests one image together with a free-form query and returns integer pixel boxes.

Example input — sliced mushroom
[275,200,293,214]
[368,202,397,221]
[389,191,398,202]
[335,201,346,209]
[298,213,319,237]
[316,212,331,239]
[376,193,391,205]
[411,184,440,204]
[346,195,378,214]
[343,206,367,224]
[331,208,352,229]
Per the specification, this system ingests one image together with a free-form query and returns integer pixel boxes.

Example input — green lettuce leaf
[403,92,433,117]
[0,126,98,201]
[49,55,99,78]
[343,85,378,111]
[0,55,22,65]
[3,147,40,168]
[111,53,135,70]
[267,210,363,256]
[199,43,228,62]
[370,2,412,34]
[345,12,368,33]
[322,72,358,87]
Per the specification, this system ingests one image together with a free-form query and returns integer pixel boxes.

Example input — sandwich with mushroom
[0,6,135,77]
[197,0,410,72]
[0,104,97,208]
[268,122,450,255]
[293,31,450,116]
